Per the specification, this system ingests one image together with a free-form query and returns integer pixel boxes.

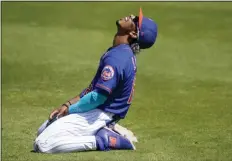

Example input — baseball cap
[136,8,158,49]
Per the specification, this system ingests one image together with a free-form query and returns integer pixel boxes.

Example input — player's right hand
[49,108,60,120]
[49,105,69,120]
[56,105,69,118]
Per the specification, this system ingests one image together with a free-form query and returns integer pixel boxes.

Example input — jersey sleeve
[95,56,121,95]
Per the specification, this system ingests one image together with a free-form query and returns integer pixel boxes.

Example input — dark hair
[130,38,140,55]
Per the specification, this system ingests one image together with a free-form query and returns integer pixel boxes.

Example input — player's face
[116,15,138,33]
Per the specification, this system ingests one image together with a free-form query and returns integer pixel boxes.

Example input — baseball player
[33,8,157,153]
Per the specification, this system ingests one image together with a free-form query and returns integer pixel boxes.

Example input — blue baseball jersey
[79,44,137,119]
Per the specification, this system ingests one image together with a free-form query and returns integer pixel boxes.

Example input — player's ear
[129,31,138,39]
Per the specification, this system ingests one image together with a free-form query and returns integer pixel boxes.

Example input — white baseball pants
[34,109,114,153]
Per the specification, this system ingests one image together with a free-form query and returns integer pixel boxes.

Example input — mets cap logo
[101,65,114,81]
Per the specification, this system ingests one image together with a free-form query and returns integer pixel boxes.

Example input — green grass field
[2,2,232,161]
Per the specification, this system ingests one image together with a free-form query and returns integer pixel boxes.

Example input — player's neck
[113,34,129,47]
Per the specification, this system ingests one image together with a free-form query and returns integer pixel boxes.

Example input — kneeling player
[33,8,157,153]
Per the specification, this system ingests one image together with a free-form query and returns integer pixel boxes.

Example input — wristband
[62,103,69,108]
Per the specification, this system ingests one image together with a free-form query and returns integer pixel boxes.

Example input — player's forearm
[68,91,107,114]
[63,95,80,107]
[70,95,81,104]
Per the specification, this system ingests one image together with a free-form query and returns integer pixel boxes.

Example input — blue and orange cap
[136,8,158,49]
